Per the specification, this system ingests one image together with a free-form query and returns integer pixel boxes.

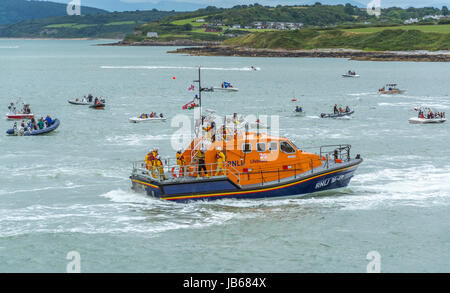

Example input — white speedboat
[212,87,239,92]
[378,84,406,95]
[408,117,446,124]
[129,116,167,123]
[342,74,360,78]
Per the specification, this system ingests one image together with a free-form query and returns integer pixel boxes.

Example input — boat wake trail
[101,66,257,71]
[347,164,450,210]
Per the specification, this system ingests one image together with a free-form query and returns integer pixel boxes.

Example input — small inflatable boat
[129,117,167,123]
[293,110,306,116]
[408,117,446,124]
[6,119,60,136]
[342,74,360,78]
[321,111,354,118]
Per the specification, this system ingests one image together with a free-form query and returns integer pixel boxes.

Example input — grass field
[105,21,137,26]
[344,24,450,34]
[171,16,208,27]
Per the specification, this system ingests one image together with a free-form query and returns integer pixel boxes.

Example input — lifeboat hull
[130,160,362,203]
[6,113,34,120]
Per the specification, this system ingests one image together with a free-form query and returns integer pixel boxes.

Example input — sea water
[0,39,449,272]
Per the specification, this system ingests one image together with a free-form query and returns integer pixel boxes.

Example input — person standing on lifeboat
[221,125,228,141]
[196,149,208,178]
[150,148,159,177]
[214,148,226,176]
[155,155,166,180]
[203,123,213,141]
[176,150,185,176]
[145,149,156,178]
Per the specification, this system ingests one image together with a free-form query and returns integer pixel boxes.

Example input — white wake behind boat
[129,116,167,123]
[213,87,239,92]
[408,117,446,124]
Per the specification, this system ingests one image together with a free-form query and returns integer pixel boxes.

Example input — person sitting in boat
[333,104,339,114]
[87,94,93,103]
[345,106,351,113]
[37,117,45,129]
[214,148,226,176]
[20,120,27,131]
[45,115,53,127]
[159,113,164,118]
[339,107,344,113]
[30,118,38,130]
[22,104,31,114]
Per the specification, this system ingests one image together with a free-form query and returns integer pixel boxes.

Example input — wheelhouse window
[280,141,296,154]
[242,143,252,153]
[257,142,266,152]
[268,141,278,151]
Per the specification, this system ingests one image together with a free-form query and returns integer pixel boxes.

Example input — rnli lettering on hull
[315,174,345,189]
[227,160,243,167]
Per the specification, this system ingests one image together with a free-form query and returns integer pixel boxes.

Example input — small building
[423,15,444,20]
[196,19,205,23]
[404,18,419,24]
[146,32,158,38]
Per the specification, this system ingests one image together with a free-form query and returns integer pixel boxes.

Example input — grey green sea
[0,39,449,272]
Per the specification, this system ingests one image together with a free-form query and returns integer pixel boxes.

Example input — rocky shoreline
[168,46,450,62]
[99,39,220,47]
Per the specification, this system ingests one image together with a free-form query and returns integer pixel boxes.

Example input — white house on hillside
[147,32,158,38]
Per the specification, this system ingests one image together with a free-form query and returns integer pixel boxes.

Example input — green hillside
[125,4,450,44]
[0,10,178,38]
[0,0,107,25]
[223,29,450,51]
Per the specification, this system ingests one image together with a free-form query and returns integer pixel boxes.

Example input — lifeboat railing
[131,160,241,183]
[319,144,351,168]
